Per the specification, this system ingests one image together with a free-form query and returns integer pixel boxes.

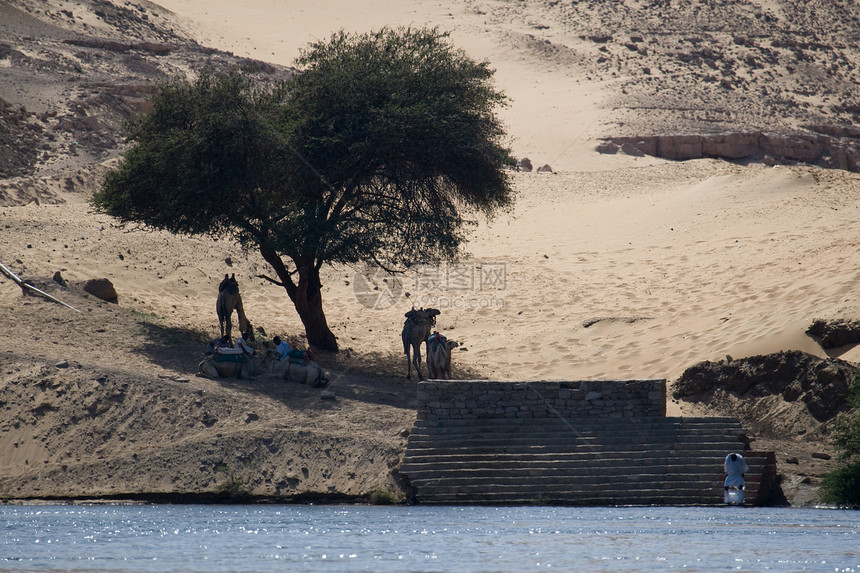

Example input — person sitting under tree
[273,336,292,361]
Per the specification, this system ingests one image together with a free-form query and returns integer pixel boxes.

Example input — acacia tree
[93,27,515,351]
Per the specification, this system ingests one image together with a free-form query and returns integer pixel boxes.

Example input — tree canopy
[93,27,516,350]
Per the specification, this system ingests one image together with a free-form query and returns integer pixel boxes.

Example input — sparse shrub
[820,461,860,507]
[368,490,398,505]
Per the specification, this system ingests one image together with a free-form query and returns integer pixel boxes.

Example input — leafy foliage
[820,461,860,507]
[95,72,286,240]
[831,370,860,461]
[93,27,515,350]
[279,27,515,267]
[820,370,860,507]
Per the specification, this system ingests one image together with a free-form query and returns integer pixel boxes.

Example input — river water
[1,504,857,572]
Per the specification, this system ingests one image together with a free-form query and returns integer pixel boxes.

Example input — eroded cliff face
[599,129,860,172]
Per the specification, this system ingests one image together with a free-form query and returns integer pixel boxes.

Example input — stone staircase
[401,416,776,506]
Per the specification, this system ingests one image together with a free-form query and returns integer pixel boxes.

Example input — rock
[786,457,799,464]
[52,271,67,287]
[620,142,645,157]
[805,318,860,349]
[536,164,553,172]
[55,360,69,369]
[595,141,619,154]
[83,278,117,302]
[517,157,533,172]
[244,412,259,423]
[320,390,336,400]
[811,452,831,460]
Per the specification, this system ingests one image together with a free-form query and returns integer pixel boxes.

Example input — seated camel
[401,307,441,380]
[197,348,265,379]
[216,273,253,343]
[262,349,329,387]
[426,331,459,379]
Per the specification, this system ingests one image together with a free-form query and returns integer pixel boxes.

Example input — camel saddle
[215,347,246,362]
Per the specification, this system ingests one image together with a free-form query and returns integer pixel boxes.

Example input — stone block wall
[416,380,666,422]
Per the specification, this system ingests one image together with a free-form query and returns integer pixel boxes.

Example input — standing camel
[426,331,459,379]
[401,308,440,380]
[216,274,252,343]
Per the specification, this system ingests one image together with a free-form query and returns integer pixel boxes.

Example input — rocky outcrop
[599,128,860,172]
[673,350,856,423]
[806,319,860,349]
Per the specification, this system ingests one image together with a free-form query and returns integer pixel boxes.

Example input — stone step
[413,479,734,494]
[404,456,773,505]
[413,488,732,506]
[409,424,743,435]
[411,478,758,494]
[402,456,740,471]
[405,465,765,479]
[400,457,744,472]
[402,467,752,482]
[413,481,764,504]
[401,459,753,476]
[413,417,744,431]
[402,443,743,459]
[405,434,744,448]
[405,380,775,506]
[403,448,739,461]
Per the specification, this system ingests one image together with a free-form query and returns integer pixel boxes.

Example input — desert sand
[148,0,860,383]
[1,0,859,505]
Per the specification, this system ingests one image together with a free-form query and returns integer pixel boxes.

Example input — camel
[216,273,253,343]
[198,347,327,386]
[426,331,459,379]
[401,307,440,380]
[197,350,265,379]
[263,349,329,387]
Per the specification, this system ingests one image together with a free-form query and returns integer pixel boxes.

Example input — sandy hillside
[1,0,859,505]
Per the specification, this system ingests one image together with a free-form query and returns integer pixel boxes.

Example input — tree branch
[0,261,81,313]
[256,273,287,287]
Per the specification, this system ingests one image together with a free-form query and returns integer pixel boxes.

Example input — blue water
[1,505,857,572]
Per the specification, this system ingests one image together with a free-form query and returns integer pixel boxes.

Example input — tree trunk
[260,247,339,351]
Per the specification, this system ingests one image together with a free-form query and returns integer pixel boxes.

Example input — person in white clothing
[724,452,749,504]
[273,336,292,361]
[235,330,255,356]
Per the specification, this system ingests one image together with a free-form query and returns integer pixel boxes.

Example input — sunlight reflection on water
[1,505,857,572]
